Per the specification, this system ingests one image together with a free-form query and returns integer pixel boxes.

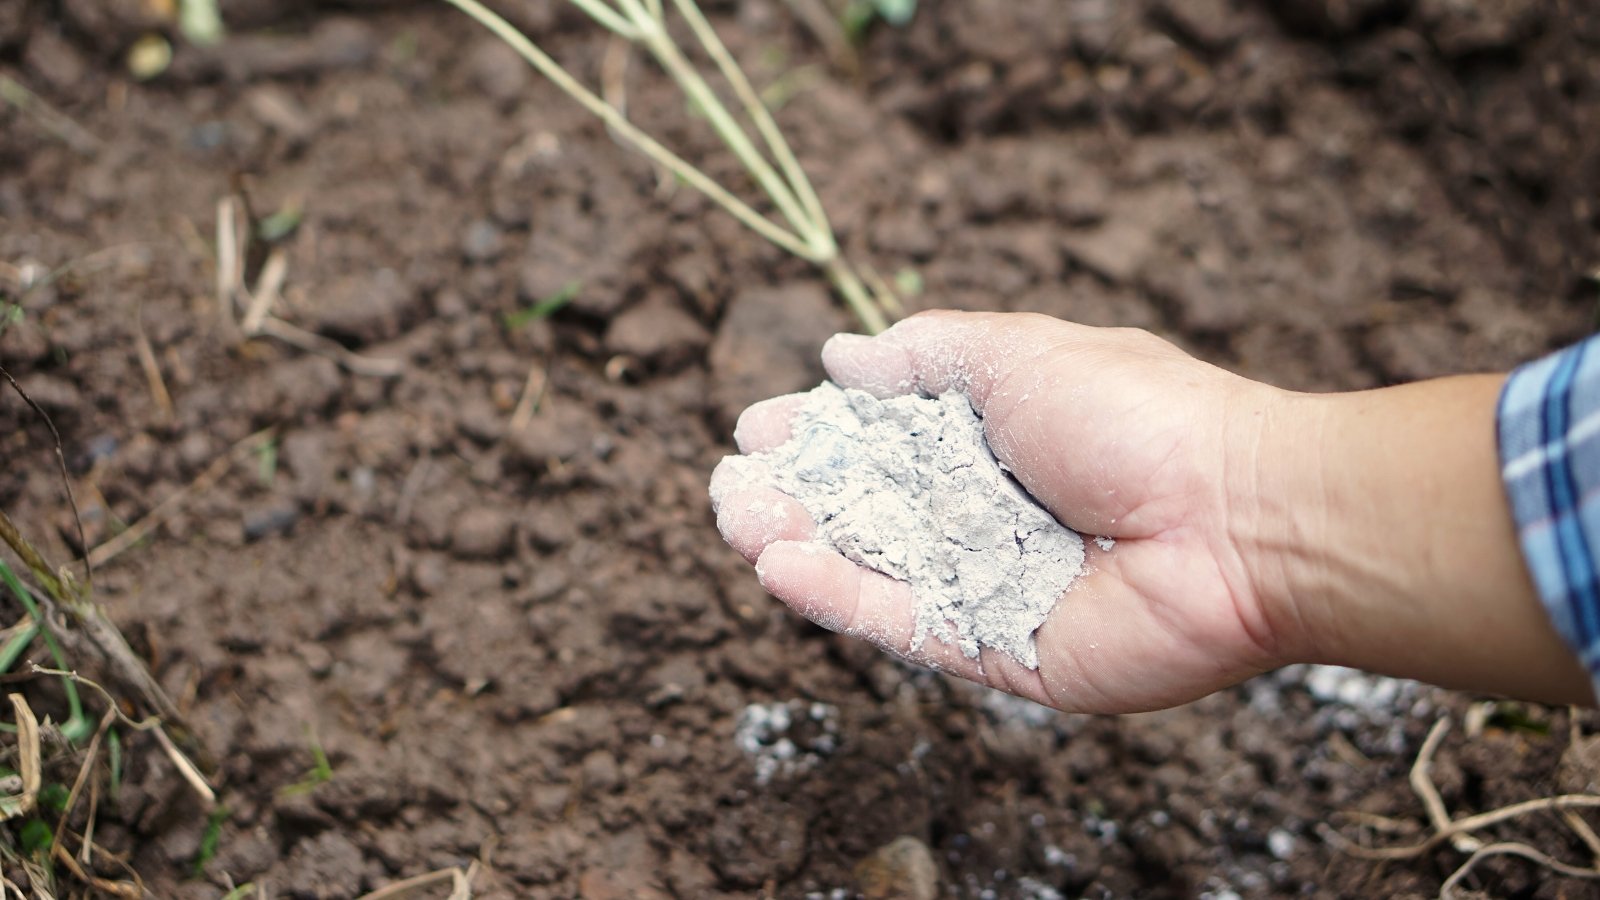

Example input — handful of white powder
[715,382,1086,669]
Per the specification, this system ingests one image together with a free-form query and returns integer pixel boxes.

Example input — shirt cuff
[1498,335,1600,700]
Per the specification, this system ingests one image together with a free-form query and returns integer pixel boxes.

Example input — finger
[708,454,772,512]
[715,489,816,564]
[818,333,916,399]
[822,312,1191,535]
[754,541,988,682]
[733,394,808,453]
[822,312,1085,526]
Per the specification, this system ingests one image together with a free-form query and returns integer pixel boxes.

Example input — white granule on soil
[733,700,839,786]
[719,382,1085,669]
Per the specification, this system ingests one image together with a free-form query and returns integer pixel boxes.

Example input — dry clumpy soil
[2,0,1600,897]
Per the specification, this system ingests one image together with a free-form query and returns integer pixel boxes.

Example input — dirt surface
[4,0,1600,896]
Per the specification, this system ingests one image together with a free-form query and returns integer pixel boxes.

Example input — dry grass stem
[446,0,818,259]
[88,427,275,569]
[0,75,100,156]
[49,840,140,898]
[0,508,66,602]
[356,865,473,900]
[508,363,549,431]
[781,0,860,74]
[150,722,216,806]
[240,246,288,334]
[1327,730,1371,768]
[49,710,115,863]
[215,196,242,334]
[860,262,905,318]
[255,316,405,377]
[395,456,433,527]
[80,777,99,866]
[442,0,892,332]
[601,32,633,130]
[133,306,175,424]
[214,196,399,375]
[0,695,39,821]
[30,665,215,806]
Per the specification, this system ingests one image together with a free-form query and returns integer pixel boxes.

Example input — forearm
[1245,376,1593,704]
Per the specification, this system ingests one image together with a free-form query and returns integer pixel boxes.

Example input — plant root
[1323,712,1600,898]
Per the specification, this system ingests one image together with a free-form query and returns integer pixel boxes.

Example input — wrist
[1223,385,1339,668]
[1237,376,1591,702]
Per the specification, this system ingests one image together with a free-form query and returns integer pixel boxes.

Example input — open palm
[711,311,1293,714]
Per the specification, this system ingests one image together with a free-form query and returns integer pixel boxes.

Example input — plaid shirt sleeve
[1498,335,1600,697]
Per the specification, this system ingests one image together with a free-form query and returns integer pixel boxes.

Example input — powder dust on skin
[717,382,1086,669]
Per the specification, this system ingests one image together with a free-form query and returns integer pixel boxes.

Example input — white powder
[717,382,1085,669]
[733,700,840,785]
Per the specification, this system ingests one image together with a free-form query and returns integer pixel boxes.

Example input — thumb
[821,311,1073,413]
[817,311,1173,535]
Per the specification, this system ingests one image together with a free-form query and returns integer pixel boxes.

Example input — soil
[3,0,1600,896]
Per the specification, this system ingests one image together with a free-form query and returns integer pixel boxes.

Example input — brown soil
[3,0,1600,896]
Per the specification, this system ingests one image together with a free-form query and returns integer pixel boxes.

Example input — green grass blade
[505,280,582,330]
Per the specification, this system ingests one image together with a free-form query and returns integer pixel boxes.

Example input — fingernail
[824,332,872,351]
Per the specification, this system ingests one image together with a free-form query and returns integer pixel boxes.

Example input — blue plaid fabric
[1499,335,1600,697]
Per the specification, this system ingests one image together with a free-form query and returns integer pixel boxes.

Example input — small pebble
[461,219,504,263]
[242,502,301,541]
[855,836,940,900]
[410,554,449,596]
[581,749,621,794]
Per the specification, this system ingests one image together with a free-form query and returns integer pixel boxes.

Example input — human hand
[713,310,1594,712]
[711,311,1297,714]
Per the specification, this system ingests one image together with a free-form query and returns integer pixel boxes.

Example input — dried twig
[0,364,90,588]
